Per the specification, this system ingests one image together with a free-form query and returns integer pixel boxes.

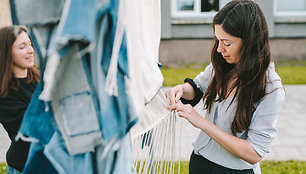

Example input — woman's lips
[25,56,34,61]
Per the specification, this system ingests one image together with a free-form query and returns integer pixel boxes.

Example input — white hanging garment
[123,1,182,173]
[124,0,164,117]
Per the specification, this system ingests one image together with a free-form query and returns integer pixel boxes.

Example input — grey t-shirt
[193,62,285,173]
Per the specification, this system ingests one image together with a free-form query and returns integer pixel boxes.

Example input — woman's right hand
[165,84,184,106]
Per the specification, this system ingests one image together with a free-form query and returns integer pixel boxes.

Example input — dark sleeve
[0,94,27,139]
[180,78,204,107]
[0,95,27,122]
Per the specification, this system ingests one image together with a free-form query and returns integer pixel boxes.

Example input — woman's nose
[27,45,34,54]
[217,42,225,53]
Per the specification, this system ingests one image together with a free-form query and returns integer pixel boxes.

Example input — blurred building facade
[1,0,305,66]
[160,0,306,66]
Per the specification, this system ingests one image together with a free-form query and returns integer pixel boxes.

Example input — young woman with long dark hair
[165,0,285,173]
[0,26,39,173]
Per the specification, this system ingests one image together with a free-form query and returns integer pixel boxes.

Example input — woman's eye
[224,42,231,46]
[19,44,26,49]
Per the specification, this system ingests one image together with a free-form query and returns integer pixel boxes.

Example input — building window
[201,0,219,12]
[274,0,306,23]
[172,0,230,17]
[176,0,195,11]
[276,0,306,12]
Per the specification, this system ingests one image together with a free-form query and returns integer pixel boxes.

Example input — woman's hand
[169,103,262,164]
[165,85,184,106]
[165,82,195,107]
[168,102,204,129]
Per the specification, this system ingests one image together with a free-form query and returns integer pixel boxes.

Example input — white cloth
[130,89,171,140]
[124,0,164,116]
[122,0,165,138]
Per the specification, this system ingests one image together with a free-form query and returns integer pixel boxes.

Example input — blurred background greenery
[161,60,306,86]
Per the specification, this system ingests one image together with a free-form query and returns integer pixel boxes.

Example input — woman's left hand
[169,102,262,164]
[168,102,204,129]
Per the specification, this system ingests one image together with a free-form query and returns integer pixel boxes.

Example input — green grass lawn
[1,160,306,174]
[161,60,306,86]
[0,163,6,174]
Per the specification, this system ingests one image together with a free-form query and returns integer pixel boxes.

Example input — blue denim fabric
[23,142,58,174]
[7,166,22,174]
[28,25,59,73]
[17,82,55,145]
[16,84,58,173]
[56,0,98,47]
[91,0,137,142]
[36,0,105,155]
[112,134,135,174]
[91,9,120,141]
[11,0,137,173]
[96,134,135,174]
[44,132,93,174]
[9,0,18,25]
[10,0,63,25]
[50,44,102,155]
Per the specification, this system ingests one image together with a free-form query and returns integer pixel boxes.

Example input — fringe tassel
[132,111,181,174]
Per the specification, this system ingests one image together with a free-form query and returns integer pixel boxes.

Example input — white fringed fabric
[130,89,183,174]
[132,111,182,174]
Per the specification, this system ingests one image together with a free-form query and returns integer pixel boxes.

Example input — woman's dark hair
[203,0,271,135]
[0,26,39,98]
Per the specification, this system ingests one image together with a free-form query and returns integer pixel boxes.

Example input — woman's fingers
[165,86,182,105]
[165,90,170,100]
[168,102,184,112]
[169,89,176,105]
[168,104,176,111]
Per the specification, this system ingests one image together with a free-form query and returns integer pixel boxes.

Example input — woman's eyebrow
[15,41,30,46]
[220,39,232,42]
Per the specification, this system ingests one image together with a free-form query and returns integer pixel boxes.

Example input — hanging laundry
[9,0,173,173]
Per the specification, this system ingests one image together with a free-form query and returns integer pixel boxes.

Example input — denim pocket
[60,91,100,137]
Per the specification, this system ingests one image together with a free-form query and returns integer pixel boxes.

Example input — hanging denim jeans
[44,132,93,174]
[11,0,139,173]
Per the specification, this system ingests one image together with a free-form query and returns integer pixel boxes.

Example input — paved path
[0,124,9,163]
[1,85,306,162]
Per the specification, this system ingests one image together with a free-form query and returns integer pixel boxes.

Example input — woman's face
[214,24,243,64]
[11,31,35,74]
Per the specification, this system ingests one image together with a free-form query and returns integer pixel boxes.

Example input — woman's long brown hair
[0,26,39,98]
[203,0,271,135]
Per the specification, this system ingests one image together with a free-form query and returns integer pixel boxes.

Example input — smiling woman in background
[0,26,39,174]
[165,0,285,173]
